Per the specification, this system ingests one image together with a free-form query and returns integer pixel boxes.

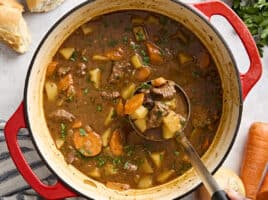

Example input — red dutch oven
[4,0,262,199]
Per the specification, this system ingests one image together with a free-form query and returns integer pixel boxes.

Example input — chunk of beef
[100,91,120,100]
[143,93,154,110]
[151,81,176,100]
[76,62,87,76]
[147,101,169,129]
[49,109,75,122]
[109,61,131,84]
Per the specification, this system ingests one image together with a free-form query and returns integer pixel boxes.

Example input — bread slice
[0,0,31,53]
[26,0,65,12]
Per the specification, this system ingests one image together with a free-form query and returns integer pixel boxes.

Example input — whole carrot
[257,169,268,200]
[240,122,268,199]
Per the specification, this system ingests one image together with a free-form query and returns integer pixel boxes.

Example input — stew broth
[43,11,222,190]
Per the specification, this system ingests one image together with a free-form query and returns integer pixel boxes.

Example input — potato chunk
[157,169,175,183]
[134,118,147,133]
[131,54,143,69]
[88,167,101,178]
[150,151,164,168]
[104,107,116,126]
[121,83,136,100]
[89,68,101,89]
[45,81,58,101]
[137,175,153,189]
[162,111,183,139]
[178,52,193,65]
[59,48,75,59]
[102,128,112,147]
[130,105,148,120]
[140,157,153,173]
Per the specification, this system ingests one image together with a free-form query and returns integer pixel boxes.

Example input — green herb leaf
[96,104,103,112]
[83,88,89,95]
[79,128,87,136]
[140,83,151,89]
[82,56,88,63]
[233,0,268,57]
[60,123,67,138]
[70,50,78,61]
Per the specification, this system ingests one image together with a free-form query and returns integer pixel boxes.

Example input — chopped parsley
[83,88,89,95]
[70,50,78,61]
[60,123,67,138]
[140,82,151,89]
[94,157,106,167]
[82,56,88,63]
[157,110,163,119]
[79,128,87,136]
[112,157,123,166]
[174,151,180,156]
[96,104,103,112]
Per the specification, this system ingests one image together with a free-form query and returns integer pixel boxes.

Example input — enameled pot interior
[25,0,242,199]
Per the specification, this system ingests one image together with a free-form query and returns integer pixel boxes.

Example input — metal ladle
[129,80,230,200]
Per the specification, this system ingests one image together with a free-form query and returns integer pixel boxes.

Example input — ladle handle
[177,133,230,200]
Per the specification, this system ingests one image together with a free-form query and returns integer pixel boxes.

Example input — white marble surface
[0,0,267,199]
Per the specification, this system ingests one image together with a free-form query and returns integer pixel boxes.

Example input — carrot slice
[116,99,124,116]
[124,93,144,115]
[151,77,167,87]
[109,129,123,156]
[73,129,102,157]
[145,42,164,65]
[58,74,73,91]
[46,61,58,76]
[72,119,82,128]
[106,47,124,61]
[134,67,151,82]
[240,122,268,199]
[106,181,130,191]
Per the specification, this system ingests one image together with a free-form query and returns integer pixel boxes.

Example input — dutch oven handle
[193,0,262,100]
[4,102,77,199]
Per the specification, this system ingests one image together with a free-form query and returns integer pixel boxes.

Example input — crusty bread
[26,0,65,12]
[0,0,31,53]
[196,167,246,200]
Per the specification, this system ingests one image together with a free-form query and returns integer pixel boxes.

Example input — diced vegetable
[140,157,153,173]
[45,81,58,101]
[198,51,210,69]
[92,55,109,61]
[89,68,101,89]
[130,105,148,120]
[150,151,164,168]
[121,83,136,100]
[146,42,164,65]
[55,138,65,149]
[124,93,144,115]
[104,163,117,176]
[164,98,177,110]
[72,119,82,128]
[88,167,101,178]
[116,99,124,116]
[145,15,159,24]
[131,16,144,25]
[134,67,151,82]
[109,129,123,156]
[104,107,115,126]
[81,24,93,35]
[133,26,147,41]
[58,74,73,91]
[131,54,143,69]
[162,111,183,139]
[178,52,193,65]
[46,61,58,76]
[106,181,130,191]
[106,47,124,61]
[102,128,112,147]
[137,175,153,189]
[157,169,175,183]
[162,124,175,139]
[59,48,75,59]
[151,77,167,87]
[73,129,102,157]
[134,118,147,133]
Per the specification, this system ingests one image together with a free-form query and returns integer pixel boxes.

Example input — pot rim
[23,0,243,199]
